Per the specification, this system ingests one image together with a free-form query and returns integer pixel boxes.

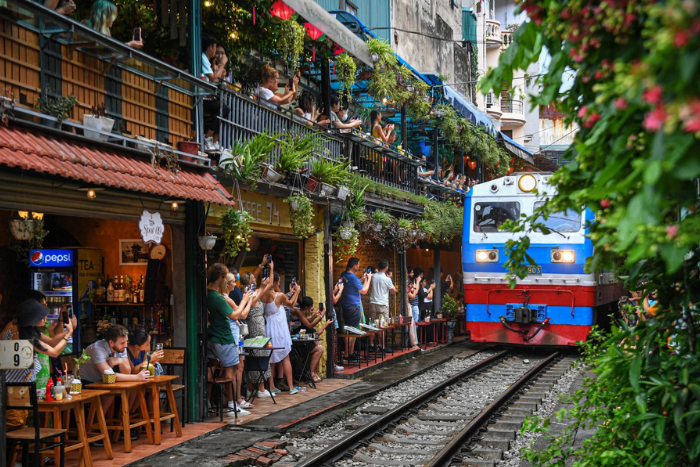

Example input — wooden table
[85,381,154,452]
[38,389,113,467]
[143,375,183,444]
[431,318,448,344]
[415,321,437,349]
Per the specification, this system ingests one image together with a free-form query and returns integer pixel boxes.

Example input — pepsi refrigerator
[29,248,103,359]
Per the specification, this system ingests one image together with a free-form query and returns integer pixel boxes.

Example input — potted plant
[276,133,325,179]
[277,19,305,71]
[397,217,412,234]
[9,214,49,265]
[197,231,217,250]
[332,226,359,262]
[416,219,429,239]
[370,209,393,231]
[310,158,350,196]
[285,193,315,239]
[178,138,201,160]
[224,134,279,188]
[35,93,78,128]
[441,294,460,342]
[83,103,115,141]
[220,208,253,259]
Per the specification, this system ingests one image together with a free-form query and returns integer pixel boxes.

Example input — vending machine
[29,248,103,355]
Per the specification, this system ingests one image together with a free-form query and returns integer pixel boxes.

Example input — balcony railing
[502,30,514,49]
[501,99,524,115]
[485,19,502,44]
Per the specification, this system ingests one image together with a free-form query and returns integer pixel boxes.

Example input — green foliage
[277,19,305,70]
[219,208,253,260]
[277,132,326,173]
[397,217,412,230]
[481,1,700,465]
[285,194,315,239]
[422,201,463,244]
[344,177,369,224]
[332,227,359,262]
[35,94,78,125]
[440,294,459,318]
[335,52,357,102]
[469,42,479,102]
[74,350,91,366]
[370,209,393,225]
[224,133,279,187]
[310,158,351,186]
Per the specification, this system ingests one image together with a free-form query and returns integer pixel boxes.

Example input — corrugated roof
[0,126,233,205]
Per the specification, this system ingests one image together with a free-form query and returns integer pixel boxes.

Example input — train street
[1,0,698,467]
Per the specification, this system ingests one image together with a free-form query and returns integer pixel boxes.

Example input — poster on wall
[119,239,149,266]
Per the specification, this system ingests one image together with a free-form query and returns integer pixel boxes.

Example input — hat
[17,299,50,327]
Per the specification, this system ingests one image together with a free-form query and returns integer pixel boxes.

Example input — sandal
[312,373,322,383]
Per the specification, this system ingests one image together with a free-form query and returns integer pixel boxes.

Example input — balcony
[485,92,502,119]
[500,99,527,126]
[501,29,514,51]
[485,20,503,48]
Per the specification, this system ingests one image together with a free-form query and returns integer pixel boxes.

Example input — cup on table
[300,329,306,340]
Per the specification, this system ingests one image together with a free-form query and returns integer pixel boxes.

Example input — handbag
[238,320,249,337]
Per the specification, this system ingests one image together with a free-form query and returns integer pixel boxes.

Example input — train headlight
[518,174,537,192]
[551,249,575,263]
[476,249,499,262]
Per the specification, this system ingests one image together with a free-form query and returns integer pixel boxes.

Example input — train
[462,172,623,346]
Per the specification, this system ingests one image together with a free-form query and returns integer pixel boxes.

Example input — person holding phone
[294,91,329,127]
[328,95,362,131]
[370,110,394,142]
[258,65,298,109]
[368,260,397,326]
[82,0,143,48]
[240,266,274,398]
[291,297,333,383]
[339,258,372,361]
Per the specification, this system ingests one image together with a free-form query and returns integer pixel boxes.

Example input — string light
[171,201,179,211]
[204,1,211,7]
[87,189,97,200]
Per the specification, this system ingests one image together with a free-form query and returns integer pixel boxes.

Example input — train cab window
[534,202,582,232]
[473,202,520,232]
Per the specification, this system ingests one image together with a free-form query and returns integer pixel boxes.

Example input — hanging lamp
[270,0,295,20]
[304,22,323,61]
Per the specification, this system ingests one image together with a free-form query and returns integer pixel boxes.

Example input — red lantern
[507,166,514,175]
[510,157,514,165]
[304,22,323,61]
[270,0,295,20]
[333,44,345,55]
[468,160,477,170]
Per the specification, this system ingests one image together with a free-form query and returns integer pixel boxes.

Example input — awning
[442,84,497,136]
[500,132,535,164]
[0,126,233,205]
[284,0,373,67]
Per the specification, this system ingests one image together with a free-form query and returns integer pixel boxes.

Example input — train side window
[473,202,520,232]
[534,202,582,232]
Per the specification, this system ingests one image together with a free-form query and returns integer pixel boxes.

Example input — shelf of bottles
[89,275,173,349]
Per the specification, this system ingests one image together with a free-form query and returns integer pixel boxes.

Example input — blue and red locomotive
[463,173,623,346]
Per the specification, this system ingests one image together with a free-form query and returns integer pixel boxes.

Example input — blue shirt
[339,271,363,308]
[229,287,243,306]
[202,53,213,80]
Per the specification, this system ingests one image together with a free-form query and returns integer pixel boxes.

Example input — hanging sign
[0,340,34,369]
[139,209,165,244]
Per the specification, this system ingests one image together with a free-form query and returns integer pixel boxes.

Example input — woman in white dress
[262,273,301,394]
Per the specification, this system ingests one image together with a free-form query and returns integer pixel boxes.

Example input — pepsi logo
[31,251,43,265]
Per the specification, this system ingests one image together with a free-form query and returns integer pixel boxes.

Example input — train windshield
[473,202,520,232]
[534,202,582,232]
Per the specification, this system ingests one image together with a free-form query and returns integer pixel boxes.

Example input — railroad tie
[375,434,449,445]
[462,457,496,467]
[352,452,424,466]
[367,443,439,456]
[484,428,516,440]
[472,447,504,460]
[480,437,510,450]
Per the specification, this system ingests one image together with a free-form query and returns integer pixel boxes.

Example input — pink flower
[684,117,700,133]
[614,98,628,110]
[577,106,588,118]
[643,106,668,131]
[666,224,679,239]
[600,199,610,208]
[675,29,692,47]
[584,112,601,128]
[643,86,663,106]
[594,70,603,79]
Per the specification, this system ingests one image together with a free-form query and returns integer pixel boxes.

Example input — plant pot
[198,235,217,251]
[319,182,336,197]
[341,220,355,229]
[262,164,284,183]
[337,185,350,200]
[436,313,443,319]
[83,115,115,142]
[305,175,321,193]
[447,320,457,331]
[447,331,454,343]
[289,200,300,211]
[339,228,353,240]
[9,219,35,241]
[374,223,383,231]
[178,140,200,157]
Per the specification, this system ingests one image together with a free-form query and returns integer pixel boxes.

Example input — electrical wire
[539,129,576,151]
[368,26,513,47]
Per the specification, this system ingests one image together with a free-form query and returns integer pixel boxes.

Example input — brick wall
[303,224,327,377]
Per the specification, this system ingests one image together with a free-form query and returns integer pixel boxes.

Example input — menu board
[243,337,271,349]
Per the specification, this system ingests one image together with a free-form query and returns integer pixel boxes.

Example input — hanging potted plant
[35,93,78,129]
[416,219,429,240]
[335,52,357,102]
[333,226,359,262]
[9,214,49,265]
[397,217,412,234]
[197,231,218,250]
[284,193,315,239]
[82,103,115,142]
[277,19,305,71]
[370,209,393,231]
[220,208,253,259]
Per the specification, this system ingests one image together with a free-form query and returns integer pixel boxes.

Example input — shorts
[342,305,362,328]
[368,303,390,322]
[411,305,420,323]
[207,340,239,367]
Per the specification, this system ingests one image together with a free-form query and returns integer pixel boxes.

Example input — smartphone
[61,309,70,326]
[245,286,250,293]
[263,268,269,279]
[319,303,324,312]
[432,279,436,283]
[291,277,297,287]
[250,283,256,292]
[447,274,451,280]
[288,78,294,88]
[133,27,141,42]
[367,267,373,274]
[338,279,343,286]
[156,343,163,352]
[267,254,272,263]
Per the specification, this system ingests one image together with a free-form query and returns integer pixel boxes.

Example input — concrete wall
[494,0,526,28]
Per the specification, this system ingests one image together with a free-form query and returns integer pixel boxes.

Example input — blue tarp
[499,132,535,163]
[441,84,497,137]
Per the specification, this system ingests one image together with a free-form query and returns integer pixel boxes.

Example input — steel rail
[424,351,561,467]
[295,349,510,467]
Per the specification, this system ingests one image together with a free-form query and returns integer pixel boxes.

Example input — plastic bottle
[46,377,55,402]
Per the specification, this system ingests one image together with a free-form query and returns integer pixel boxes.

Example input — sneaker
[256,390,272,398]
[289,387,300,395]
[270,388,281,395]
[334,365,345,372]
[346,353,359,361]
[238,400,254,409]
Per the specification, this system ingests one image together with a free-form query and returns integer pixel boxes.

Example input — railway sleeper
[367,443,439,456]
[472,447,504,460]
[462,457,495,467]
[497,415,527,424]
[393,427,458,436]
[480,437,511,450]
[522,391,547,399]
[408,417,463,427]
[504,407,533,416]
[510,401,538,410]
[484,428,516,440]
[375,434,450,445]
[492,420,523,431]
[518,395,544,404]
[417,413,473,422]
[352,452,425,466]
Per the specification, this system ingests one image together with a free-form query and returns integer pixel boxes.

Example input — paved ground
[127,341,491,466]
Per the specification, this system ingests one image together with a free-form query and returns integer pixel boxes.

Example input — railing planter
[337,185,350,200]
[262,163,284,183]
[305,175,322,193]
[178,141,200,155]
[83,115,115,142]
[319,182,337,197]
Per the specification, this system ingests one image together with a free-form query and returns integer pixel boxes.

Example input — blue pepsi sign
[29,249,74,267]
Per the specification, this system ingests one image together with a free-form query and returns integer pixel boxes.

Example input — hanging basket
[262,164,284,183]
[289,200,300,211]
[9,219,36,241]
[339,228,353,240]
[341,220,355,229]
[198,235,217,251]
[319,182,337,197]
[374,223,383,231]
[337,185,350,200]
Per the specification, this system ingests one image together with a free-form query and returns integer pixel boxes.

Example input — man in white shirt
[201,34,230,151]
[368,259,397,323]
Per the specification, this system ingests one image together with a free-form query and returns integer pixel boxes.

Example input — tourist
[83,0,143,48]
[292,296,333,383]
[371,110,394,142]
[339,257,372,360]
[201,34,231,151]
[329,95,362,130]
[418,277,435,320]
[222,272,254,410]
[261,273,301,394]
[294,90,329,127]
[45,0,77,15]
[240,267,274,398]
[258,65,298,108]
[368,260,396,324]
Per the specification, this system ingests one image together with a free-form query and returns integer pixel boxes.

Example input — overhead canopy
[284,0,373,66]
[441,84,497,137]
[0,126,234,205]
[500,132,535,164]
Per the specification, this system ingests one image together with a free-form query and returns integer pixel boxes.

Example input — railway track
[294,350,574,467]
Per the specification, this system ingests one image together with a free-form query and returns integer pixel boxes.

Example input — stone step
[492,421,523,431]
[375,434,448,445]
[367,443,438,456]
[480,437,510,450]
[462,458,495,467]
[485,429,515,440]
[408,417,463,428]
[352,452,426,466]
[472,447,503,460]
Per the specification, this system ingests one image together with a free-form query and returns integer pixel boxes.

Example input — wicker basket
[102,373,117,384]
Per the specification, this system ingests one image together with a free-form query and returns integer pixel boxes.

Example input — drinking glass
[65,374,74,393]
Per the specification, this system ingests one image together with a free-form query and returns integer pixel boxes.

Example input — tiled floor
[205,377,359,426]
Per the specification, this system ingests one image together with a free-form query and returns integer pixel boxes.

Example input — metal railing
[349,142,420,195]
[217,87,344,168]
[501,98,524,115]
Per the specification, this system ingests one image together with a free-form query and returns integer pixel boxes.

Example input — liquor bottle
[158,306,166,333]
[132,280,139,304]
[117,276,125,302]
[95,277,104,303]
[121,307,129,328]
[106,278,114,302]
[124,276,132,304]
[132,308,140,329]
[149,307,156,332]
[139,275,145,304]
[109,307,117,325]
